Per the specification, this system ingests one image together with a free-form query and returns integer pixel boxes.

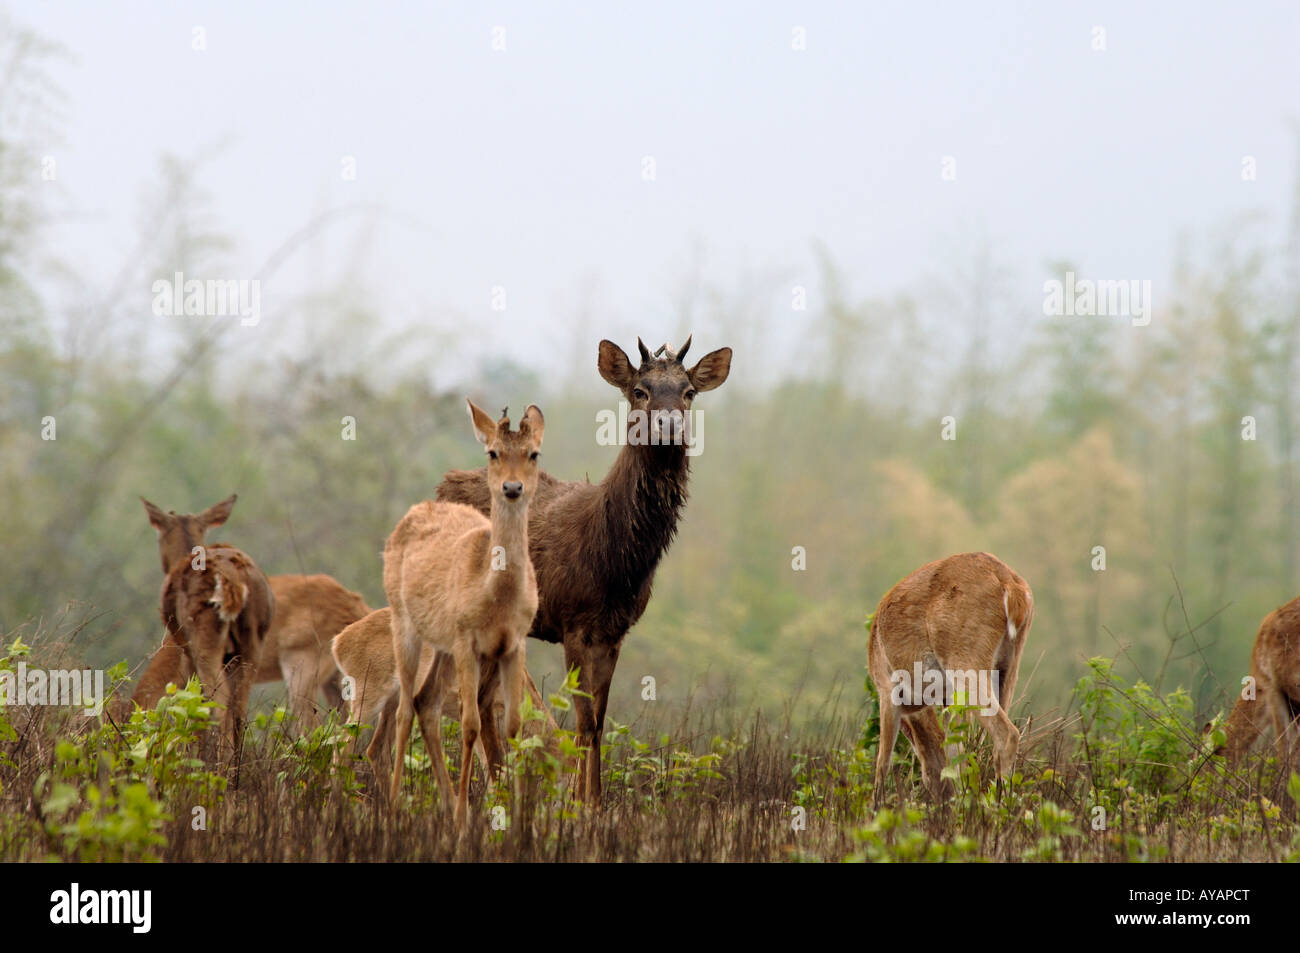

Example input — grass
[1,628,1298,863]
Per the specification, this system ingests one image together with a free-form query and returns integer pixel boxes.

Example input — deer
[331,606,564,792]
[867,552,1034,806]
[436,336,732,807]
[1221,596,1300,766]
[386,400,544,826]
[142,494,274,762]
[116,573,370,732]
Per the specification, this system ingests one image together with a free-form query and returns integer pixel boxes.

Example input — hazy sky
[19,1,1300,380]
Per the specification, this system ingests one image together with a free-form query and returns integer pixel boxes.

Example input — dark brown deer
[142,494,274,761]
[436,336,732,805]
[1221,596,1300,765]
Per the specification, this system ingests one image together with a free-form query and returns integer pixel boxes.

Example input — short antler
[653,334,693,363]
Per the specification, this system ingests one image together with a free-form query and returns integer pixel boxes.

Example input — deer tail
[209,569,250,623]
[1002,585,1032,641]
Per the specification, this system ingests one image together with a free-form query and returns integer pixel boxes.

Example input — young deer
[331,606,563,791]
[119,573,369,730]
[1222,596,1300,765]
[142,494,274,761]
[436,336,731,806]
[386,401,544,825]
[867,552,1033,805]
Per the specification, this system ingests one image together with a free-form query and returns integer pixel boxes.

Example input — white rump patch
[1004,589,1017,641]
[209,575,249,622]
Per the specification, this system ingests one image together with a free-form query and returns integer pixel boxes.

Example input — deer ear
[200,494,237,529]
[467,399,498,446]
[688,346,732,392]
[520,405,545,446]
[141,497,171,531]
[597,340,635,390]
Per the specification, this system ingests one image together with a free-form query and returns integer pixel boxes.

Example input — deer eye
[488,450,498,460]
[633,388,648,401]
[529,452,539,461]
[684,389,697,400]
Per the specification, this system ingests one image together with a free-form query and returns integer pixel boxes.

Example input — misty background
[3,2,1299,726]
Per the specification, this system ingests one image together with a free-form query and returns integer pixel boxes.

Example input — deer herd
[111,334,1300,827]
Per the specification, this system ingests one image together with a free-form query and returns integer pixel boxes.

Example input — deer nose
[502,481,523,499]
[656,410,684,441]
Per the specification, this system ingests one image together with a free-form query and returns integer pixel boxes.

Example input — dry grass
[1,627,1297,863]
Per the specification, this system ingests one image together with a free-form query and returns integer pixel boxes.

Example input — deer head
[467,400,545,507]
[597,335,732,445]
[141,494,237,574]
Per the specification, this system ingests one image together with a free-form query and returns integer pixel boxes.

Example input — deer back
[159,543,273,668]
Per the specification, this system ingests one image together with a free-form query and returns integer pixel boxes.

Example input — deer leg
[388,622,423,808]
[872,696,902,808]
[195,640,234,764]
[587,640,622,809]
[499,642,526,742]
[414,651,454,806]
[129,632,192,714]
[452,643,482,828]
[224,644,257,781]
[364,690,397,800]
[564,639,598,805]
[282,650,319,735]
[211,656,236,765]
[903,708,951,800]
[497,641,527,816]
[335,659,371,770]
[975,702,1021,779]
[476,656,504,776]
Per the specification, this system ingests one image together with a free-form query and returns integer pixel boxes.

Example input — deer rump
[867,552,1033,806]
[1226,597,1300,759]
[159,543,273,681]
[872,554,1031,713]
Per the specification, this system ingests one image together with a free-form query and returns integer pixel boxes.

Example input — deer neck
[161,526,203,575]
[485,497,531,598]
[598,439,689,582]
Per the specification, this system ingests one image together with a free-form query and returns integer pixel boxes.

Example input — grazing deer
[437,336,731,806]
[867,552,1034,805]
[142,494,274,760]
[1222,596,1300,765]
[118,573,370,731]
[331,606,563,791]
[387,401,544,825]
